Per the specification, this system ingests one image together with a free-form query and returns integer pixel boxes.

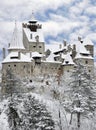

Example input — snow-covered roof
[2,52,31,63]
[61,53,66,59]
[62,53,75,65]
[8,23,25,50]
[71,40,90,54]
[83,37,94,46]
[75,52,94,60]
[23,28,44,42]
[45,53,61,63]
[32,51,42,58]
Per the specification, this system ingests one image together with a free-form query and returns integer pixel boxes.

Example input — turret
[8,22,25,53]
[22,13,45,54]
[83,37,94,57]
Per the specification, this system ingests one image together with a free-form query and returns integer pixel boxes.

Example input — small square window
[30,80,32,83]
[14,65,16,67]
[85,61,88,64]
[81,41,83,43]
[65,61,69,64]
[30,34,32,39]
[89,70,91,72]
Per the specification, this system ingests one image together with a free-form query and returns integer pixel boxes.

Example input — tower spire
[32,10,34,20]
[8,20,25,52]
[29,11,37,24]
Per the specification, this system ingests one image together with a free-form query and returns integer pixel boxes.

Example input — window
[85,60,88,64]
[30,79,32,83]
[39,46,42,48]
[24,65,25,68]
[30,34,32,39]
[33,46,36,48]
[10,57,18,59]
[8,65,10,67]
[65,61,69,64]
[89,70,91,72]
[67,70,69,72]
[81,41,83,43]
[14,64,16,67]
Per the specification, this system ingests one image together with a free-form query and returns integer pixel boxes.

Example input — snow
[71,40,90,54]
[62,53,75,65]
[0,70,96,130]
[45,53,61,63]
[32,51,42,58]
[2,52,31,63]
[53,46,67,54]
[8,23,25,50]
[23,28,45,42]
[0,113,9,130]
[61,53,66,59]
[0,99,9,130]
[75,52,94,59]
[74,107,84,113]
[83,37,94,46]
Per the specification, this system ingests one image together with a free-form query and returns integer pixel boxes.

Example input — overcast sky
[0,0,96,62]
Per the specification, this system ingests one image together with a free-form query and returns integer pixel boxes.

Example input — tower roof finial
[32,10,34,20]
[29,10,37,24]
[8,20,25,50]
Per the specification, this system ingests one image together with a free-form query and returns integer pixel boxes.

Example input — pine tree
[20,95,55,130]
[66,63,96,128]
[7,94,55,130]
[7,103,21,130]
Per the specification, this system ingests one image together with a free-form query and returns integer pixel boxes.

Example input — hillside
[0,64,96,130]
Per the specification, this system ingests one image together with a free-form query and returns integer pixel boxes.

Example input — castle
[2,16,94,81]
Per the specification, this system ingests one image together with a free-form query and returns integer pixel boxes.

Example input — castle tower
[83,37,94,57]
[22,13,45,54]
[8,22,25,53]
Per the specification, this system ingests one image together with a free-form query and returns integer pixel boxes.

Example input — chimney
[63,40,67,46]
[3,48,6,59]
[18,52,20,59]
[78,36,82,42]
[59,44,62,49]
[73,44,76,51]
[67,45,71,52]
